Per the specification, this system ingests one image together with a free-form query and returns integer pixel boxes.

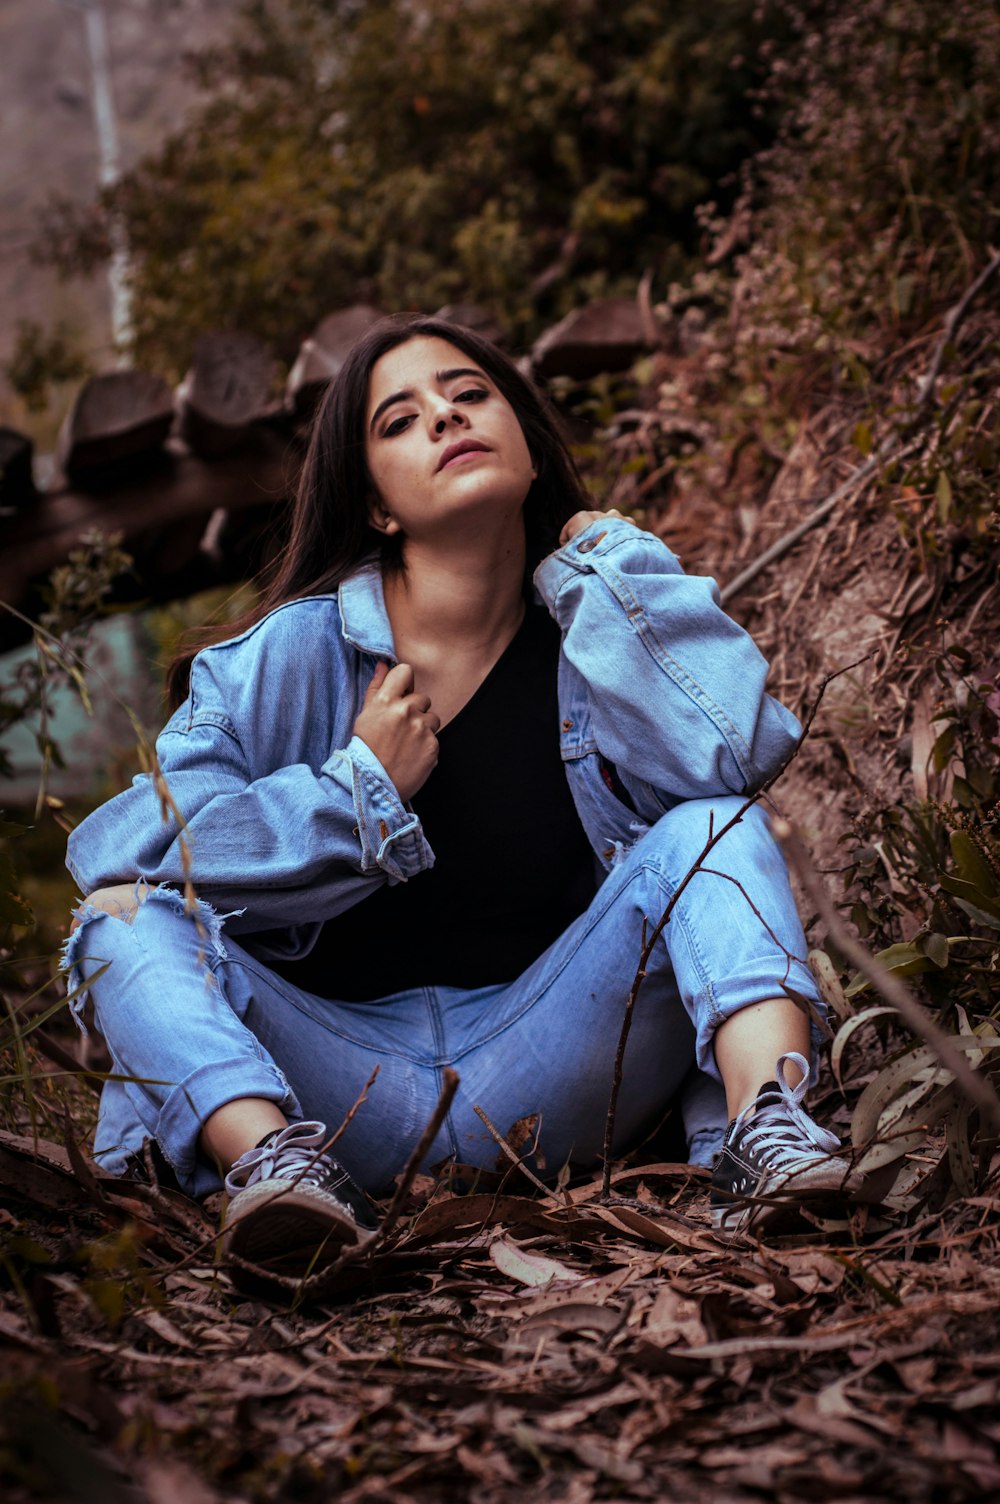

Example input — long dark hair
[167,314,589,706]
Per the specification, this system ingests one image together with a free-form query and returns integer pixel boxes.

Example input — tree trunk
[285,305,383,416]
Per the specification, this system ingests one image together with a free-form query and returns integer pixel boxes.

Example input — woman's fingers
[371,664,433,719]
[559,508,639,547]
[364,660,419,702]
[382,661,415,697]
[353,661,439,802]
[559,510,600,545]
[363,660,391,700]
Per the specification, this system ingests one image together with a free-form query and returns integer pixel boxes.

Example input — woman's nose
[433,406,467,434]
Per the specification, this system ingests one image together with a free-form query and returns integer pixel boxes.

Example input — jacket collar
[340,563,546,661]
[338,562,397,660]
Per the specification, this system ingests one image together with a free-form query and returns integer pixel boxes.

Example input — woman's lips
[437,441,490,471]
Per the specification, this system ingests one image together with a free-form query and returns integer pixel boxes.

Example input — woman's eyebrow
[368,367,490,432]
[436,366,487,384]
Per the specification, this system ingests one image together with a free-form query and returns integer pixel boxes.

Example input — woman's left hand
[559,508,638,548]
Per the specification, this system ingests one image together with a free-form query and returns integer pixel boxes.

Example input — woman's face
[364,336,535,544]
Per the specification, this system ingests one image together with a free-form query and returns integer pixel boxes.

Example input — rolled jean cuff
[696,955,827,1084]
[155,1056,300,1194]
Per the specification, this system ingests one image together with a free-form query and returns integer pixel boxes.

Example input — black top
[276,604,597,1001]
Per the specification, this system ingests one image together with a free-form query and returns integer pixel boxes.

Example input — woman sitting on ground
[65,314,852,1276]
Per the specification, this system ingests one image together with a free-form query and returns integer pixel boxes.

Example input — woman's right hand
[352,661,440,803]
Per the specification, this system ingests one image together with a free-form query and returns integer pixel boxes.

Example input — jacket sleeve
[534,517,800,800]
[65,654,434,932]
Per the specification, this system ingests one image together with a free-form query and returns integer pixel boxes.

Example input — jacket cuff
[327,735,434,881]
[534,516,674,606]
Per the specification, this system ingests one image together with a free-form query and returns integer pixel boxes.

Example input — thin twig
[720,445,910,606]
[473,1103,559,1203]
[273,1068,463,1329]
[912,249,1000,408]
[600,655,868,1198]
[773,818,1000,1135]
[720,251,1000,605]
[30,1028,104,1096]
[371,1067,460,1248]
[322,1064,380,1155]
[636,265,664,349]
[697,867,797,965]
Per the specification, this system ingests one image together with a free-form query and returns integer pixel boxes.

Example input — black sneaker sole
[222,1183,378,1278]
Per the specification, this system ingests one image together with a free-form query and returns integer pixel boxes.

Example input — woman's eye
[380,389,487,436]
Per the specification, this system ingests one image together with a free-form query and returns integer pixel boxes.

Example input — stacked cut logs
[0,297,657,653]
[0,338,297,652]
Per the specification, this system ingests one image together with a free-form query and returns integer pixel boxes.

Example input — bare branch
[355,1067,460,1252]
[912,249,1000,410]
[773,817,1000,1135]
[473,1103,558,1203]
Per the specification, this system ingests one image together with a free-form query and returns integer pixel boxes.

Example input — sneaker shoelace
[224,1120,336,1196]
[733,1051,840,1169]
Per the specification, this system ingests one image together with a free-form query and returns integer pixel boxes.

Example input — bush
[701,0,999,382]
[617,0,1000,553]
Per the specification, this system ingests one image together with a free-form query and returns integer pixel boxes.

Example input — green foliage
[820,646,1000,1211]
[630,0,1000,568]
[889,381,1000,560]
[3,320,92,413]
[0,531,135,1008]
[37,0,782,372]
[0,819,33,938]
[843,647,1000,1001]
[0,531,134,800]
[0,533,140,1153]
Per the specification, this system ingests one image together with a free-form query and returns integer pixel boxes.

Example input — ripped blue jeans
[64,797,822,1198]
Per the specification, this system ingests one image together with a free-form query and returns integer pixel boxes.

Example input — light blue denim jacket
[66,517,800,961]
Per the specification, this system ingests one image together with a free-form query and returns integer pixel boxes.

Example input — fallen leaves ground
[3,1110,999,1504]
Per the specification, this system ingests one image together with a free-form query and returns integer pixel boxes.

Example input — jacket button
[562,719,574,731]
[577,530,607,554]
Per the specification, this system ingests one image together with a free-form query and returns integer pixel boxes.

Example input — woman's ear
[368,499,401,536]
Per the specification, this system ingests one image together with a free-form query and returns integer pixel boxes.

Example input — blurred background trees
[20,0,996,419]
[35,0,785,373]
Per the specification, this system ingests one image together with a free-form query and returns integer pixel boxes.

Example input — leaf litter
[2,1103,1000,1503]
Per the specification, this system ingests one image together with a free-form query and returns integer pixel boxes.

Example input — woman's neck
[384,526,527,658]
